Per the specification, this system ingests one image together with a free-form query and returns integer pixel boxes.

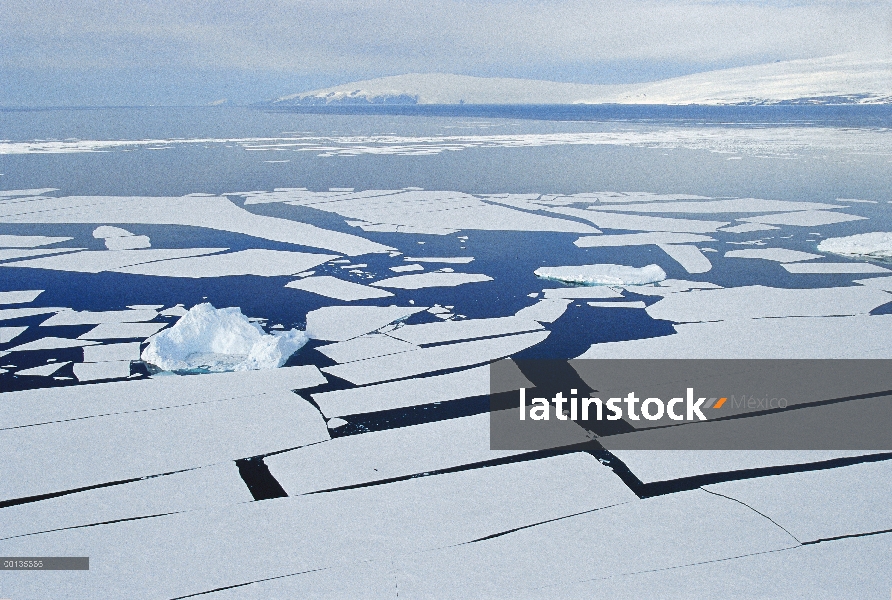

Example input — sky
[1,0,890,106]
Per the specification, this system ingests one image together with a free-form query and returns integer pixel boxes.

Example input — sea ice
[15,362,70,377]
[656,244,712,273]
[592,198,843,213]
[285,276,394,300]
[141,303,308,372]
[725,248,823,262]
[404,256,474,263]
[0,337,99,354]
[160,305,189,317]
[0,306,67,321]
[542,286,622,299]
[817,232,892,260]
[389,264,424,272]
[371,272,493,289]
[40,309,158,326]
[781,262,891,274]
[305,305,426,341]
[83,342,142,362]
[0,248,85,261]
[720,222,780,233]
[315,334,419,363]
[574,232,715,247]
[0,234,72,247]
[514,299,572,323]
[78,322,167,340]
[740,211,865,227]
[0,290,42,305]
[534,264,666,286]
[387,316,543,346]
[105,235,151,250]
[548,207,727,232]
[92,226,135,239]
[0,327,27,344]
[0,248,227,273]
[73,360,132,382]
[587,301,647,308]
[114,249,337,278]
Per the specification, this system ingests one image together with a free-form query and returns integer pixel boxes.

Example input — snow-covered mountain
[271,55,892,106]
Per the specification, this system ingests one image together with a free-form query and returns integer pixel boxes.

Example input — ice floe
[781,262,891,274]
[514,299,572,323]
[371,272,493,289]
[285,276,394,300]
[83,342,142,362]
[720,222,780,233]
[73,360,132,382]
[0,234,72,247]
[548,206,727,233]
[0,290,42,305]
[14,362,70,377]
[739,210,865,227]
[315,334,419,363]
[0,247,85,261]
[40,309,158,327]
[817,232,892,260]
[592,198,844,213]
[725,248,822,262]
[387,316,543,346]
[542,286,622,299]
[105,235,152,250]
[78,322,167,340]
[404,256,474,263]
[645,285,890,323]
[656,244,712,273]
[587,301,647,308]
[114,249,337,278]
[159,305,189,317]
[535,264,666,286]
[141,303,307,372]
[575,231,715,247]
[0,248,226,273]
[389,263,424,272]
[0,327,27,344]
[0,337,99,355]
[305,305,426,341]
[0,306,67,321]
[322,330,549,385]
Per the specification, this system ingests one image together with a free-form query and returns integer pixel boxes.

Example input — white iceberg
[141,303,308,372]
[534,264,666,286]
[817,232,892,261]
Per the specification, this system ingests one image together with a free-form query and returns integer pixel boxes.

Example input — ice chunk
[574,232,715,247]
[305,305,426,341]
[646,285,890,323]
[656,244,712,273]
[371,272,493,289]
[40,309,158,326]
[92,226,134,238]
[73,360,132,382]
[0,290,41,305]
[83,342,141,362]
[740,211,865,226]
[1,248,227,273]
[114,249,337,278]
[0,247,85,261]
[141,303,307,372]
[0,326,27,344]
[404,256,474,263]
[105,235,151,250]
[782,262,891,274]
[389,264,424,272]
[1,337,99,353]
[818,232,892,260]
[535,264,666,286]
[387,316,543,346]
[15,362,70,377]
[587,301,647,308]
[0,234,72,247]
[725,248,822,262]
[285,276,394,301]
[78,322,167,340]
[514,299,572,323]
[315,334,419,363]
[322,330,549,385]
[542,286,622,299]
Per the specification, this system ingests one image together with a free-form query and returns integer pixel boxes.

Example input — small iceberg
[818,232,892,261]
[141,303,308,372]
[534,264,666,286]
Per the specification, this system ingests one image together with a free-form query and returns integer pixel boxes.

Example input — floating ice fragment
[0,234,72,248]
[740,211,864,227]
[587,301,647,308]
[114,249,336,278]
[83,342,141,362]
[78,322,167,340]
[74,360,132,382]
[535,264,666,286]
[390,264,424,272]
[656,244,712,273]
[141,303,308,372]
[159,305,188,317]
[286,276,394,300]
[0,248,84,262]
[542,287,622,299]
[781,262,891,274]
[327,417,349,429]
[305,305,427,341]
[725,248,822,262]
[371,273,493,289]
[720,223,780,233]
[105,235,151,250]
[404,256,474,264]
[92,226,134,239]
[0,290,42,305]
[0,326,27,344]
[1,337,99,353]
[514,299,572,323]
[817,232,892,260]
[16,362,70,377]
[40,309,158,326]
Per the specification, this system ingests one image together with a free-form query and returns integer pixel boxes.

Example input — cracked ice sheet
[534,534,890,600]
[323,331,549,385]
[113,249,338,278]
[0,195,391,256]
[782,262,891,274]
[0,248,226,273]
[77,321,166,340]
[0,247,85,262]
[0,234,72,247]
[361,489,797,600]
[15,362,70,377]
[285,276,394,300]
[547,207,728,233]
[388,316,543,346]
[514,299,572,323]
[305,305,426,341]
[0,365,326,429]
[315,334,419,363]
[0,390,328,501]
[704,460,892,543]
[645,285,891,323]
[0,306,67,321]
[0,290,42,305]
[73,360,132,382]
[40,309,157,326]
[590,198,844,213]
[577,315,892,359]
[739,210,865,227]
[0,453,633,599]
[621,279,722,296]
[82,342,141,362]
[371,272,493,289]
[0,462,253,541]
[725,248,823,262]
[1,337,99,355]
[312,365,495,418]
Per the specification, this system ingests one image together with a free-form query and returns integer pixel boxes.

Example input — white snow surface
[535,264,667,286]
[141,303,308,372]
[818,232,892,260]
